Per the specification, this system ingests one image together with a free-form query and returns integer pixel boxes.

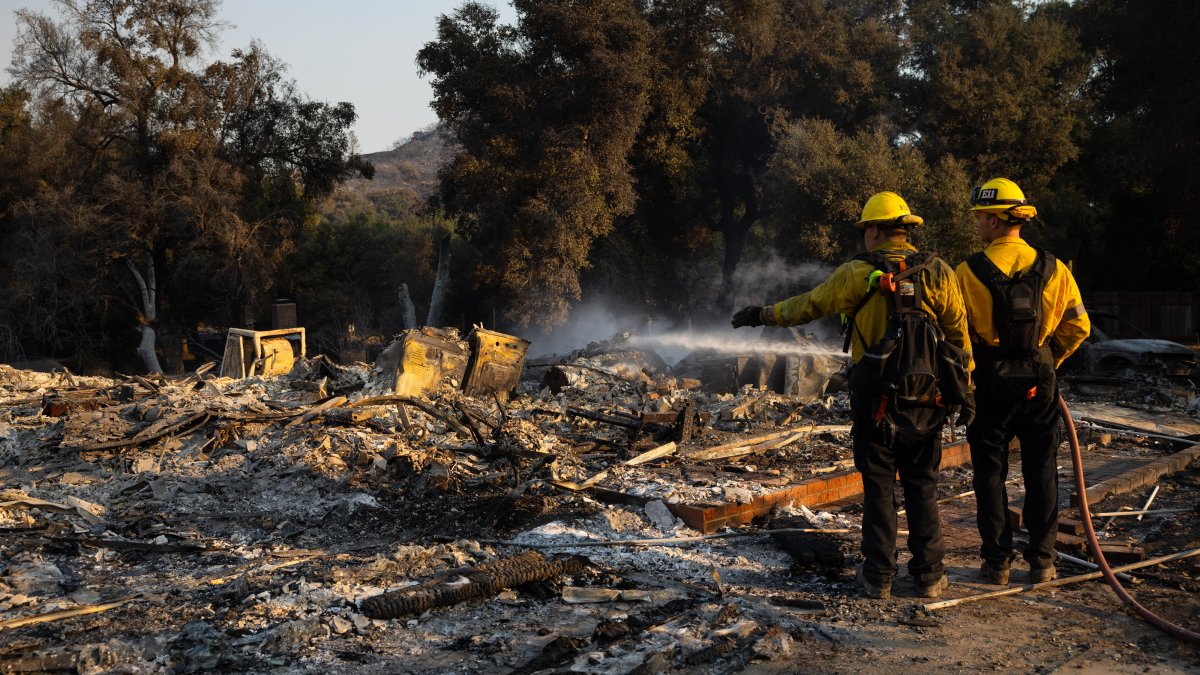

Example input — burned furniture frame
[219,328,307,379]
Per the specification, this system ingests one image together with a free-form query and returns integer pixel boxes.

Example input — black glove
[956,390,976,428]
[732,306,765,328]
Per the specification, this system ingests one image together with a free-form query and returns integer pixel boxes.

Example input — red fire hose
[1059,394,1200,643]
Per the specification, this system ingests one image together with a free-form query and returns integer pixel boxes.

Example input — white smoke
[526,298,650,360]
[526,253,843,364]
[728,251,835,308]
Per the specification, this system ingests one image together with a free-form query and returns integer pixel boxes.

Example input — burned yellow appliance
[463,327,531,400]
[219,328,306,378]
[391,327,470,397]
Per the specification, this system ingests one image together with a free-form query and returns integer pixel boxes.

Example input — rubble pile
[1,331,1199,672]
[0,337,862,673]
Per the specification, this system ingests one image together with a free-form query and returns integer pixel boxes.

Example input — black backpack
[965,249,1058,406]
[844,251,972,442]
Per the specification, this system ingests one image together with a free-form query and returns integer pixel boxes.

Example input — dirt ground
[1,362,1199,673]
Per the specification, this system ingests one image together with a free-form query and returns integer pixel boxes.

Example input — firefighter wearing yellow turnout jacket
[955,178,1090,586]
[732,192,972,600]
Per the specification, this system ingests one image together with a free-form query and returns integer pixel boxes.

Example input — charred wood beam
[515,598,701,674]
[349,395,474,440]
[38,385,143,416]
[1078,417,1200,446]
[567,407,642,430]
[0,651,81,672]
[453,400,492,446]
[130,374,160,393]
[557,432,623,449]
[360,551,589,619]
[217,410,300,422]
[320,408,379,426]
[526,362,624,379]
[0,524,50,534]
[395,402,412,430]
[0,594,143,631]
[637,402,708,444]
[493,394,509,428]
[71,412,210,453]
[46,536,209,554]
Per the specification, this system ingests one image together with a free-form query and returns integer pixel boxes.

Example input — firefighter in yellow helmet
[732,191,972,600]
[955,178,1090,586]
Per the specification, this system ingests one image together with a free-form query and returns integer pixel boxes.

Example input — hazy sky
[0,0,517,153]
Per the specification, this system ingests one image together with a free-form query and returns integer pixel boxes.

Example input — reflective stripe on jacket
[953,235,1090,368]
[770,241,973,366]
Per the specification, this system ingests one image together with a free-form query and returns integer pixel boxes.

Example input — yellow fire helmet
[970,177,1038,222]
[854,191,924,229]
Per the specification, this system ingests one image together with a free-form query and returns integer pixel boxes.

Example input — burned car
[1063,310,1199,381]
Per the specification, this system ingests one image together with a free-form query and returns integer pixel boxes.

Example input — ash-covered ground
[1,351,1198,673]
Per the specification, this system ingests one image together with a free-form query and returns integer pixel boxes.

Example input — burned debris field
[1,331,1199,674]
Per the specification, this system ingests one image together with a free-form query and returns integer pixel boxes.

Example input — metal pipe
[1091,507,1192,518]
[1055,551,1136,584]
[922,546,1200,611]
[1136,485,1160,521]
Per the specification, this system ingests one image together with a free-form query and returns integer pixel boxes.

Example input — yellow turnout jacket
[770,241,972,367]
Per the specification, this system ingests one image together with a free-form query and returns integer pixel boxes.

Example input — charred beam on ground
[360,551,589,619]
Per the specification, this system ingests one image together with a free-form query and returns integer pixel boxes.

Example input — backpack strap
[1027,249,1057,284]
[853,251,891,269]
[965,251,1008,289]
[966,249,1057,287]
[885,251,938,312]
[902,250,936,268]
[841,251,937,353]
[842,286,878,353]
[842,252,892,353]
[967,248,1059,356]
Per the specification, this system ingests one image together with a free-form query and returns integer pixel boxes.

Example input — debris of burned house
[463,327,531,400]
[1063,310,1200,382]
[652,328,848,401]
[541,335,670,382]
[219,328,306,379]
[767,514,851,576]
[541,329,847,403]
[360,550,589,619]
[680,352,844,400]
[373,326,531,399]
[376,326,471,396]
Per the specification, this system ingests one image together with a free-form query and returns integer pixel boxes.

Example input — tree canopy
[418,0,655,328]
[418,0,1134,330]
[0,0,371,369]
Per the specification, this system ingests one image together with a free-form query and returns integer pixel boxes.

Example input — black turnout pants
[966,386,1063,570]
[850,396,945,585]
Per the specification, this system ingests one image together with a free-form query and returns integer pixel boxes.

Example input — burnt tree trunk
[399,283,418,330]
[126,258,163,374]
[718,223,748,310]
[426,232,451,327]
[713,171,760,311]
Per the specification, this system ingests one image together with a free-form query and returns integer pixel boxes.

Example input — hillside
[342,125,456,201]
